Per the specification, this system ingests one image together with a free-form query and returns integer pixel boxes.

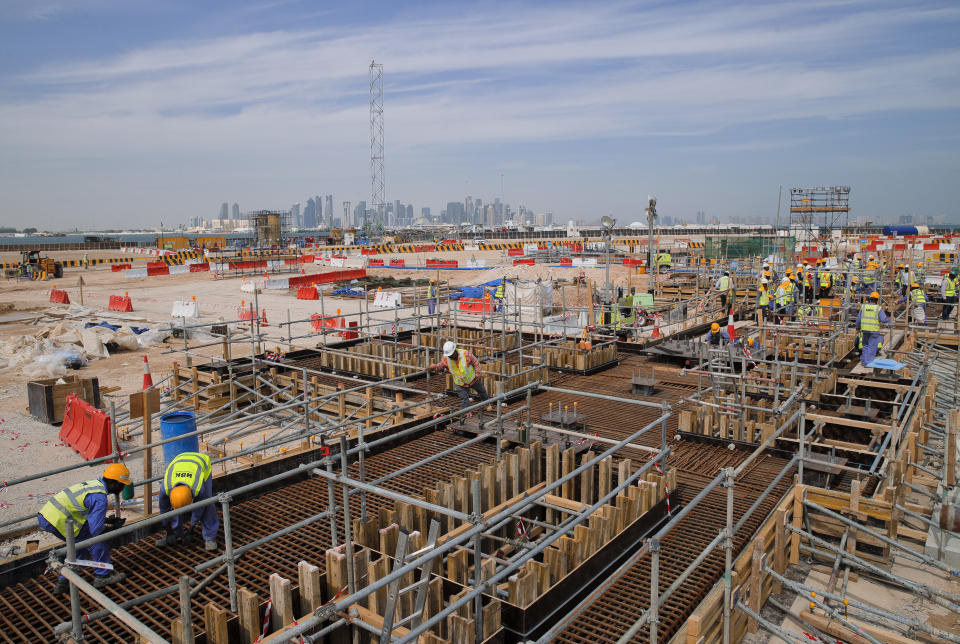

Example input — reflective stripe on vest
[946,277,957,298]
[448,349,476,387]
[164,452,212,497]
[494,285,504,298]
[427,284,435,298]
[39,480,106,537]
[758,291,769,306]
[911,288,927,305]
[860,304,880,332]
[820,273,831,288]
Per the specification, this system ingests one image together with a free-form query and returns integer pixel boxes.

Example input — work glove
[104,516,126,532]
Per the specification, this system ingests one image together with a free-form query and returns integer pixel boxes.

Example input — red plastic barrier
[414,245,435,252]
[189,262,210,272]
[49,288,70,304]
[110,263,132,272]
[310,314,340,331]
[108,295,133,312]
[368,259,384,266]
[60,395,113,460]
[361,248,377,255]
[514,258,535,266]
[146,261,166,269]
[560,258,573,266]
[238,307,269,325]
[299,255,315,263]
[425,260,459,268]
[340,321,359,339]
[389,259,405,267]
[287,269,367,288]
[228,260,268,270]
[147,265,170,276]
[507,248,524,256]
[297,286,319,300]
[924,243,939,250]
[622,258,642,266]
[458,298,493,314]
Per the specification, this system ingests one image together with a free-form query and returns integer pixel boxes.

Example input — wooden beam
[203,603,230,644]
[237,587,260,644]
[269,573,293,632]
[297,561,323,616]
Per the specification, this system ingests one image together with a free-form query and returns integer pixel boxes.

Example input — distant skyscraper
[291,203,301,228]
[465,196,473,224]
[406,204,413,221]
[354,201,367,227]
[325,195,333,226]
[315,195,322,225]
[304,198,317,228]
[393,200,401,226]
[219,202,229,221]
[446,202,465,224]
[343,201,351,228]
[231,203,240,220]
[421,207,431,221]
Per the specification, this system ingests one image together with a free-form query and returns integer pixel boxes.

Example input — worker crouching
[704,322,730,345]
[38,464,131,593]
[429,341,489,415]
[157,452,219,552]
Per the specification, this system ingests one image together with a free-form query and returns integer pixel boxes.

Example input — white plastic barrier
[185,258,206,265]
[329,257,345,267]
[124,268,148,279]
[240,280,263,293]
[168,265,190,275]
[267,260,285,271]
[466,258,487,268]
[373,291,401,308]
[524,243,539,255]
[265,277,290,289]
[572,258,598,267]
[343,257,366,268]
[171,300,200,318]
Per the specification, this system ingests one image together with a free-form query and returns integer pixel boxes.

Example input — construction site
[1,193,960,644]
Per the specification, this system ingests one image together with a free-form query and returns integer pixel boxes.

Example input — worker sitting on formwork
[858,291,891,367]
[428,341,489,414]
[157,451,219,552]
[38,464,131,592]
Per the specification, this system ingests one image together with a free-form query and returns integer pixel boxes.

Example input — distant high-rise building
[394,200,402,226]
[232,203,240,220]
[446,202,465,224]
[696,210,706,225]
[291,203,301,228]
[406,204,413,222]
[421,207,431,221]
[464,196,473,224]
[220,202,229,220]
[304,198,317,229]
[354,201,367,227]
[325,196,333,226]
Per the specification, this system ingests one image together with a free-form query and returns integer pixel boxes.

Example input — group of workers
[38,451,219,593]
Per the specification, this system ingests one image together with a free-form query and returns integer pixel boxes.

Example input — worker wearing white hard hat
[428,341,489,413]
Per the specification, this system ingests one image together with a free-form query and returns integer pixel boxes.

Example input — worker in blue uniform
[704,322,730,345]
[857,291,891,367]
[37,463,131,593]
[157,452,220,551]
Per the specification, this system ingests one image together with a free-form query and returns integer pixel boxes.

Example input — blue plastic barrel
[159,412,200,466]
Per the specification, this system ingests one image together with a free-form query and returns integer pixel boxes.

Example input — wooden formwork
[415,328,519,358]
[535,340,619,373]
[172,362,255,415]
[444,364,550,398]
[304,341,428,378]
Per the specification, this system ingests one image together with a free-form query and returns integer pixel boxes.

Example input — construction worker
[774,279,792,321]
[704,322,730,345]
[657,251,672,269]
[38,463,131,592]
[802,265,814,302]
[427,278,437,315]
[429,341,489,412]
[894,264,908,295]
[858,292,891,366]
[899,282,927,325]
[915,261,926,285]
[819,266,832,299]
[494,278,506,312]
[757,279,771,323]
[157,452,219,552]
[714,271,733,309]
[941,268,958,320]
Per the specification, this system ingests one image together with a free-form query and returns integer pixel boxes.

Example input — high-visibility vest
[946,277,958,298]
[916,268,925,281]
[494,284,504,299]
[860,303,880,332]
[164,452,212,497]
[427,284,436,298]
[758,289,770,306]
[657,253,671,266]
[784,282,795,303]
[820,272,831,288]
[447,349,477,386]
[39,479,106,537]
[910,288,926,305]
[718,276,731,291]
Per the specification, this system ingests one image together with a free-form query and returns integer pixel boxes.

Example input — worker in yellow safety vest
[899,282,927,325]
[157,452,220,551]
[714,271,733,309]
[858,292,891,366]
[819,267,832,299]
[37,463,131,592]
[429,341,490,413]
[494,278,506,311]
[657,252,672,269]
[915,262,925,285]
[941,268,958,320]
[427,278,437,315]
[757,279,772,323]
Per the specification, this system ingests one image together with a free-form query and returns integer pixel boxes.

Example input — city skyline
[1,1,958,228]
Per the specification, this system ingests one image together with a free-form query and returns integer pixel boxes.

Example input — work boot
[53,577,69,594]
[205,540,217,552]
[156,533,178,547]
[92,571,126,589]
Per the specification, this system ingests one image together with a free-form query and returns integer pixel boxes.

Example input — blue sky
[1,0,958,229]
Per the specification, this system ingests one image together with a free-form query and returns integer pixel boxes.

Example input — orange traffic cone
[142,355,154,390]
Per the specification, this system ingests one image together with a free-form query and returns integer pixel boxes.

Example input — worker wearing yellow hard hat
[858,291,890,366]
[427,277,438,315]
[38,463,131,593]
[705,321,730,345]
[157,452,219,551]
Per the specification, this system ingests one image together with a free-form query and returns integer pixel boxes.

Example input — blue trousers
[861,331,883,366]
[428,298,437,315]
[38,519,111,577]
[455,379,489,410]
[160,479,220,541]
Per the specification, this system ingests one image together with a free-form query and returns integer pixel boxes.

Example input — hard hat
[869,255,875,259]
[711,323,720,332]
[169,485,193,510]
[429,277,435,282]
[442,341,456,357]
[724,271,730,275]
[852,276,859,283]
[917,262,924,266]
[869,291,880,299]
[747,337,754,347]
[911,282,919,288]
[103,463,131,485]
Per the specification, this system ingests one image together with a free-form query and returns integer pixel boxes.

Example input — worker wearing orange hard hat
[38,463,131,593]
[157,452,219,552]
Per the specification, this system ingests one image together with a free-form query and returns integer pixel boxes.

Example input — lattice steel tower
[369,60,385,227]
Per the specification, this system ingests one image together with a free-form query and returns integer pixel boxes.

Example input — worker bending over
[38,464,131,592]
[704,322,730,345]
[898,282,927,325]
[157,451,219,552]
[429,341,489,413]
[858,292,891,367]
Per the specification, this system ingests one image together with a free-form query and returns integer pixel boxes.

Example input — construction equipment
[18,250,63,279]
